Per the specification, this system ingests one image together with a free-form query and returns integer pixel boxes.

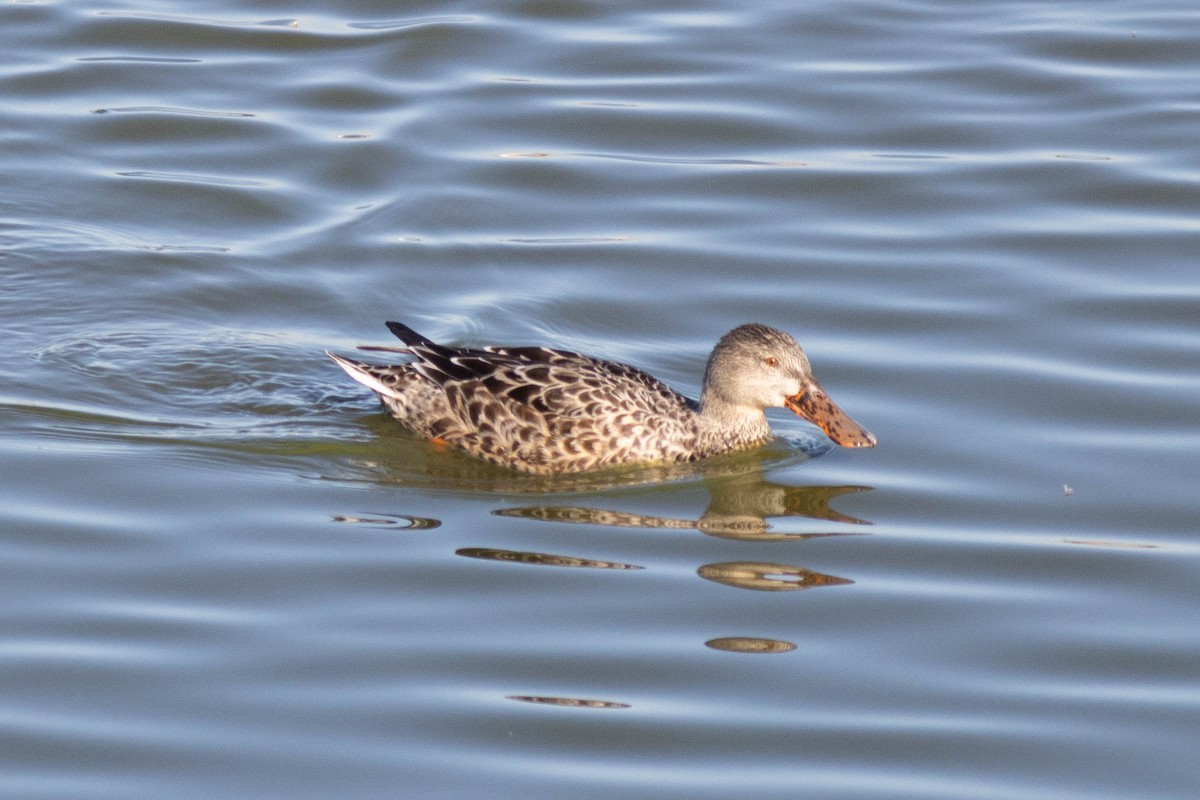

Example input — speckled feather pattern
[327,322,874,475]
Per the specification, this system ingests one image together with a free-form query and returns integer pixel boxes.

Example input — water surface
[2,1,1198,798]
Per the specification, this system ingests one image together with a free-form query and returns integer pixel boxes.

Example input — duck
[327,321,875,475]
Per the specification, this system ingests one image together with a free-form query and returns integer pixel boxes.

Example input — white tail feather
[326,352,405,400]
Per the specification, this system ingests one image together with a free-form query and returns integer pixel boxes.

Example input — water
[3,1,1198,797]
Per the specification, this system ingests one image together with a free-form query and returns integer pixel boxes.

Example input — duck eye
[764,356,779,368]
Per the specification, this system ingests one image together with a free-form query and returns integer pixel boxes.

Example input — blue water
[3,1,1198,798]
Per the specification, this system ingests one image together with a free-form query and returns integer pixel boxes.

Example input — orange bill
[784,380,877,448]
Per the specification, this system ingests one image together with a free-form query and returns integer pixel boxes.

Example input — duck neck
[695,394,773,453]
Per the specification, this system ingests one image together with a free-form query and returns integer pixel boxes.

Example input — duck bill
[785,380,877,448]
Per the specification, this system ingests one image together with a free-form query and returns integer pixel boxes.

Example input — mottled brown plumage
[327,322,875,474]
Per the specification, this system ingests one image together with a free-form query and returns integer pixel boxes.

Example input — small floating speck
[1063,484,1073,496]
[337,133,370,140]
[499,151,550,158]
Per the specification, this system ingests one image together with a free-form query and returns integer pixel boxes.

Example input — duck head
[701,324,876,448]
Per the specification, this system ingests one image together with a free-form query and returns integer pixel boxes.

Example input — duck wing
[385,322,698,469]
[387,320,692,414]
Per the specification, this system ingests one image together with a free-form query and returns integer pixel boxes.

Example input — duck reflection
[339,441,870,603]
[331,513,440,529]
[472,466,866,597]
[705,637,797,654]
[455,547,643,571]
[696,561,853,591]
[505,695,630,709]
[495,472,871,541]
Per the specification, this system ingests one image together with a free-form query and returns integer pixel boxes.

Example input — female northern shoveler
[327,322,875,475]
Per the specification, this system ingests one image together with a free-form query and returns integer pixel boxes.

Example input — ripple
[346,16,476,31]
[31,327,350,442]
[92,10,298,28]
[577,151,808,168]
[76,56,201,63]
[501,236,631,244]
[92,106,256,118]
[114,171,272,188]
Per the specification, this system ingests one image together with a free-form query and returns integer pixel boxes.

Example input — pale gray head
[701,324,810,410]
[700,324,876,448]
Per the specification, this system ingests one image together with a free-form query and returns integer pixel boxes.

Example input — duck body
[328,322,875,475]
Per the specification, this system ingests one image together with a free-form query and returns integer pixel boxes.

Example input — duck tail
[385,321,434,348]
[325,351,405,400]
